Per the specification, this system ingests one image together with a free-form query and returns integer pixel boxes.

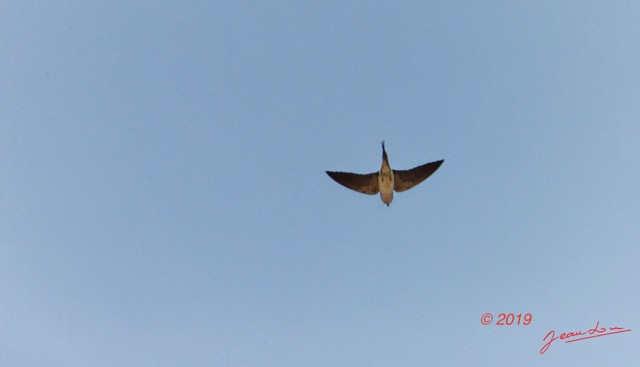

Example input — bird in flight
[326,141,444,206]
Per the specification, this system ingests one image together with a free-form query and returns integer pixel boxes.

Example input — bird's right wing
[393,160,444,192]
[325,171,379,195]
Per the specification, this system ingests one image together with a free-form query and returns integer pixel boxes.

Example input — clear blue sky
[2,1,639,366]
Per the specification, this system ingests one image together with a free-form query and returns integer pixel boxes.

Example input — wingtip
[431,159,445,171]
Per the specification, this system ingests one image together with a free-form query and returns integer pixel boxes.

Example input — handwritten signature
[540,321,631,354]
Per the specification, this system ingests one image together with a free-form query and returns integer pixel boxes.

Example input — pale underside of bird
[326,141,444,206]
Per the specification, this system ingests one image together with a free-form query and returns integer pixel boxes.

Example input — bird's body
[378,145,395,205]
[326,141,443,206]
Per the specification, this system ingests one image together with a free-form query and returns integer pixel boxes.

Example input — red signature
[540,321,631,354]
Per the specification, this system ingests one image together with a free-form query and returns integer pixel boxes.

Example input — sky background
[2,1,639,366]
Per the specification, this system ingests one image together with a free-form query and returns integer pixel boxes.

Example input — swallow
[326,141,443,206]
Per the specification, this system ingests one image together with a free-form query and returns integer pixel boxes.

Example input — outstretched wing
[326,171,379,195]
[393,160,444,192]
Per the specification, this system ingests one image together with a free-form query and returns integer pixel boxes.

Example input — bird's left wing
[325,171,379,194]
[393,160,444,192]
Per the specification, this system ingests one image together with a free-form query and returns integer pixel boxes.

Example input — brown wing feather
[393,160,444,192]
[326,171,379,195]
